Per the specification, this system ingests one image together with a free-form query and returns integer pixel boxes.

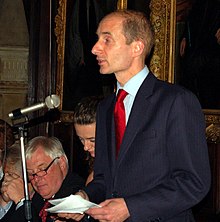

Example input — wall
[0,0,29,123]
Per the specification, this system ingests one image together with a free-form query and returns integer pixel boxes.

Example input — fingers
[1,176,25,203]
[2,176,22,189]
[86,198,130,222]
[7,172,20,179]
[3,173,20,185]
[1,182,10,202]
[57,213,85,221]
[2,180,7,186]
[1,180,8,190]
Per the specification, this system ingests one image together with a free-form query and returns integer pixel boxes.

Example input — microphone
[8,94,60,119]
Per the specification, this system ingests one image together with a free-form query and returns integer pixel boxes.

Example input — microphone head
[45,95,60,109]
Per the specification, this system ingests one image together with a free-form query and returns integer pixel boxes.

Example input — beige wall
[0,0,28,124]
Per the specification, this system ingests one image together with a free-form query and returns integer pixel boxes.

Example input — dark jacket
[0,202,16,222]
[85,73,211,222]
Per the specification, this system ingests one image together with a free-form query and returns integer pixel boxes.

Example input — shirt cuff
[16,198,25,210]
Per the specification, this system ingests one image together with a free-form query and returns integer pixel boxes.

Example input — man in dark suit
[3,136,85,222]
[59,10,211,222]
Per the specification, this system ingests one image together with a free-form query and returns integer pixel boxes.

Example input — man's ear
[59,155,67,171]
[133,40,144,56]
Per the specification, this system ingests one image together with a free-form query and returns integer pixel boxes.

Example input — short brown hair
[73,96,103,125]
[103,10,155,57]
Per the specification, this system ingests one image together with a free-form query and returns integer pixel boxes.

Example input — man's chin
[37,186,49,196]
[40,192,51,199]
[99,69,112,75]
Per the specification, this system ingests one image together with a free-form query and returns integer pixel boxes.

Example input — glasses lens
[27,157,60,181]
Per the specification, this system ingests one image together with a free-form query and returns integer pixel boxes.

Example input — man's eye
[28,169,45,175]
[79,138,85,143]
[104,37,111,44]
[39,168,46,172]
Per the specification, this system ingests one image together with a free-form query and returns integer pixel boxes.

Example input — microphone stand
[13,117,32,221]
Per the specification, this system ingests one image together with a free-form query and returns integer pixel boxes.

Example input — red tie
[114,89,128,158]
[39,200,50,222]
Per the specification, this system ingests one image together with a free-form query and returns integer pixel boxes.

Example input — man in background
[5,136,85,221]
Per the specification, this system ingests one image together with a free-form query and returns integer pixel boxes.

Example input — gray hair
[25,136,68,166]
[4,143,22,175]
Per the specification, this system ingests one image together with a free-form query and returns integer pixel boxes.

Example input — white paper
[46,194,101,214]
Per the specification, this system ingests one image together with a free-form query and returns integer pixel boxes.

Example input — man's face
[26,146,66,199]
[91,15,134,76]
[74,123,96,158]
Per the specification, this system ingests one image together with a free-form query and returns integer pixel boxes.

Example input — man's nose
[91,41,100,55]
[32,174,42,183]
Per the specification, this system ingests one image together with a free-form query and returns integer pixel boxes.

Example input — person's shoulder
[98,93,115,108]
[68,171,85,181]
[156,78,193,94]
[154,78,200,103]
[56,171,85,197]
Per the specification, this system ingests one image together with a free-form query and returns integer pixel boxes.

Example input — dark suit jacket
[0,202,16,222]
[84,73,211,222]
[8,171,85,222]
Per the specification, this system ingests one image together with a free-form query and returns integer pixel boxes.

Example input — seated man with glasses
[5,136,85,222]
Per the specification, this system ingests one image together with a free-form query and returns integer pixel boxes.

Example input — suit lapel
[116,73,157,166]
[105,95,117,175]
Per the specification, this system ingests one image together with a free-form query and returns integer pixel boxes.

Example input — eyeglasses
[28,157,60,181]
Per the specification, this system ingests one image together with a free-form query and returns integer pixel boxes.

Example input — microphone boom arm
[8,102,45,119]
[8,95,60,120]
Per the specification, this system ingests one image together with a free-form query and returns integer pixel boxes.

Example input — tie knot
[116,89,128,103]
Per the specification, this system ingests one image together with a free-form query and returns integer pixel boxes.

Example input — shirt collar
[116,66,149,97]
